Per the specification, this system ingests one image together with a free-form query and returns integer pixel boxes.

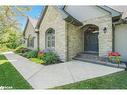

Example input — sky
[18,6,44,31]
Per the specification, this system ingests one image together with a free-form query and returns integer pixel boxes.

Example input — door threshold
[84,51,99,55]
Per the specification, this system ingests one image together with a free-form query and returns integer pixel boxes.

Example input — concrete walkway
[3,52,124,89]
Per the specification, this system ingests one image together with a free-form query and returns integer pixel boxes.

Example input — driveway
[4,52,124,89]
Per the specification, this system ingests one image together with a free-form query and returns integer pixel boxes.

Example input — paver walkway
[3,52,124,89]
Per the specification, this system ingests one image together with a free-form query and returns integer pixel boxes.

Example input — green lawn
[0,54,32,89]
[54,71,127,89]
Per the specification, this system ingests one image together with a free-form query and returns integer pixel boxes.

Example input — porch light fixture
[35,28,39,33]
[103,27,107,33]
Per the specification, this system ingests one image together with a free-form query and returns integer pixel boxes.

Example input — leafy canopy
[0,6,32,48]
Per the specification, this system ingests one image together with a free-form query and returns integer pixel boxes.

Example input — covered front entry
[83,24,99,53]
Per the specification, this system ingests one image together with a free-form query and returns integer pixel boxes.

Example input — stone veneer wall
[39,6,113,61]
[24,21,38,50]
[67,15,113,60]
[66,22,83,60]
[39,6,67,61]
[82,15,113,57]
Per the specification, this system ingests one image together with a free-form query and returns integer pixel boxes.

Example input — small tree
[0,6,32,49]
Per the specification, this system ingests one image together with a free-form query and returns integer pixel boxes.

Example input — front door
[85,32,99,52]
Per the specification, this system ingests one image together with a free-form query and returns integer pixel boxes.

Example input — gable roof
[99,6,122,17]
[109,6,127,19]
[23,16,38,37]
[36,6,48,29]
[28,16,38,28]
[35,6,83,29]
[63,6,111,22]
[36,6,126,30]
[99,6,122,21]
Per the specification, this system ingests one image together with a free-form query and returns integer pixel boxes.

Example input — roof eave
[98,6,122,19]
[112,14,122,22]
[62,6,83,26]
[23,17,29,38]
[64,15,83,26]
[36,6,48,29]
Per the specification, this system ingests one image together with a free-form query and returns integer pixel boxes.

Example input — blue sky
[18,6,44,31]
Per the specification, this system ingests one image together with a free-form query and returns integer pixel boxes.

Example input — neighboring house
[23,16,38,50]
[23,6,127,62]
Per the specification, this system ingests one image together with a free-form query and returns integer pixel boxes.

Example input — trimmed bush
[25,50,38,58]
[41,52,60,65]
[15,46,30,53]
[21,52,29,57]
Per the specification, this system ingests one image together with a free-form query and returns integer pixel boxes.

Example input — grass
[0,54,32,89]
[54,71,127,89]
[29,58,44,64]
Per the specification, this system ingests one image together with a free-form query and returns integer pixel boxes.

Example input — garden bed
[14,46,61,65]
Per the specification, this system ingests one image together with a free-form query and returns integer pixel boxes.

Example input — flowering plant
[38,49,51,59]
[38,50,45,59]
[108,51,121,64]
[108,52,121,56]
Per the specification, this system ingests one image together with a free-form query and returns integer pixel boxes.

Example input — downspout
[35,28,40,51]
[37,32,40,51]
[66,22,69,61]
[112,23,115,52]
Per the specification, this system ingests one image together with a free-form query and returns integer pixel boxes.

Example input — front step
[76,53,99,60]
[83,51,98,55]
[73,53,126,69]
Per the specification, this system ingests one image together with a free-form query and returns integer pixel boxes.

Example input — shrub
[21,52,29,57]
[6,42,20,49]
[15,46,30,53]
[41,52,60,65]
[15,46,24,53]
[25,50,38,58]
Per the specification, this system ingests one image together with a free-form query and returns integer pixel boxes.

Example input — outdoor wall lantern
[35,28,39,33]
[103,27,107,33]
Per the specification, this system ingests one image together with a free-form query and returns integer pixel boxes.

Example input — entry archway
[82,24,99,53]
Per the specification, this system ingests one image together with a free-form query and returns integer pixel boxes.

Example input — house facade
[23,17,38,50]
[23,6,127,62]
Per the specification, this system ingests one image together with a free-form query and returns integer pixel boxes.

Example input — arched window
[45,28,55,50]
